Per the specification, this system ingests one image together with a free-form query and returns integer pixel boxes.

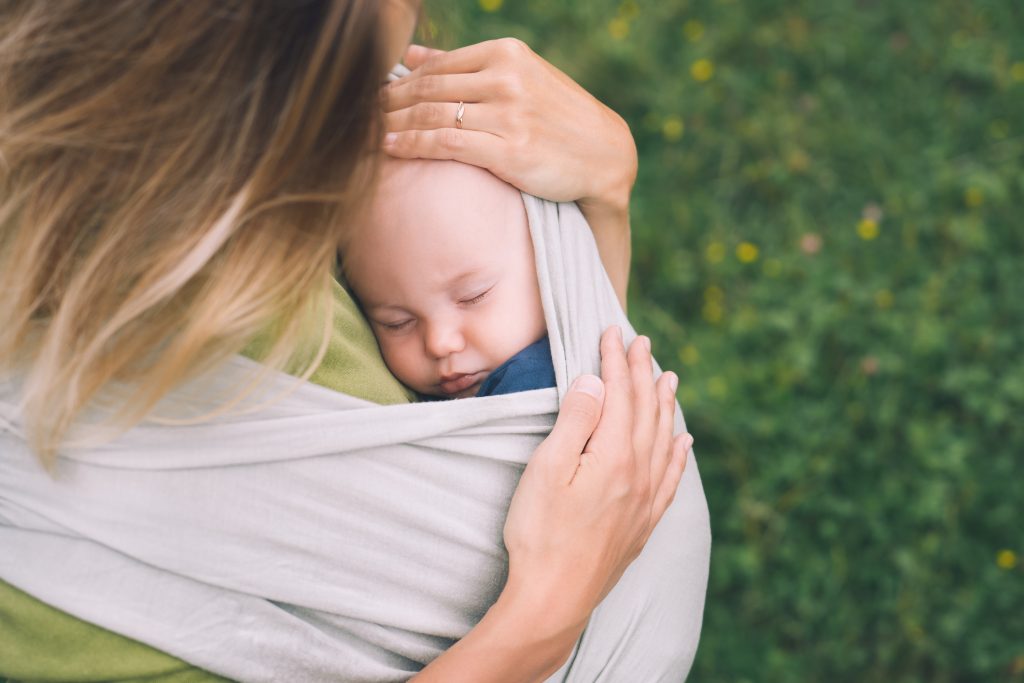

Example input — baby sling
[0,194,711,682]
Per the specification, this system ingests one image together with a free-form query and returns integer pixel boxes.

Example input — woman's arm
[575,196,632,312]
[382,40,637,310]
[412,329,691,682]
[411,582,588,682]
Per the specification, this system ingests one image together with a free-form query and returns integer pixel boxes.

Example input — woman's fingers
[537,375,606,485]
[651,433,692,521]
[402,44,447,70]
[388,37,636,208]
[627,335,657,465]
[383,126,504,169]
[649,371,679,494]
[404,38,522,77]
[384,101,499,135]
[382,73,495,113]
[586,327,634,466]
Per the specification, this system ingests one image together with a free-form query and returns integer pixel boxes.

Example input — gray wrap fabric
[0,194,711,682]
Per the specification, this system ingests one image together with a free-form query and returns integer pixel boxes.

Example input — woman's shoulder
[240,278,413,405]
[307,278,413,404]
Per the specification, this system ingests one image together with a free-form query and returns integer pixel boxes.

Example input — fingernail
[667,372,679,392]
[612,326,623,343]
[683,433,694,449]
[383,132,397,147]
[572,374,604,398]
[641,336,651,352]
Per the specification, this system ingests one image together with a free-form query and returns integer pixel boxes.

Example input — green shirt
[0,280,411,683]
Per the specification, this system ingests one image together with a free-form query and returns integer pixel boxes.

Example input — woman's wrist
[411,579,589,682]
[578,110,638,215]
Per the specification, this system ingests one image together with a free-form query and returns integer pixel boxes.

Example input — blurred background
[431,1,1022,681]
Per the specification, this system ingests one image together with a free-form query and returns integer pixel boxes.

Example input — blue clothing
[475,336,556,397]
[419,336,555,401]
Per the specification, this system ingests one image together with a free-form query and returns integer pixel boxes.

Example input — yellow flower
[1011,62,1024,82]
[705,242,726,263]
[683,20,705,42]
[1013,656,1024,676]
[997,549,1018,570]
[619,0,639,19]
[702,302,723,323]
[704,285,724,302]
[479,0,503,11]
[787,149,810,172]
[608,17,630,40]
[679,344,700,365]
[691,59,714,82]
[421,20,439,40]
[857,218,879,240]
[736,242,759,263]
[662,116,685,142]
[964,187,984,208]
[874,289,894,309]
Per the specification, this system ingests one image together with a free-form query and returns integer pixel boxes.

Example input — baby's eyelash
[380,319,413,331]
[461,287,493,305]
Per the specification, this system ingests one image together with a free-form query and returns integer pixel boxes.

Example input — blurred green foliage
[435,1,1024,680]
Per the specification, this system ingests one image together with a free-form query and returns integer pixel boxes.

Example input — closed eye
[460,287,493,306]
[379,319,414,331]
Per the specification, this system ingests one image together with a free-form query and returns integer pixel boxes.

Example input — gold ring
[455,101,465,129]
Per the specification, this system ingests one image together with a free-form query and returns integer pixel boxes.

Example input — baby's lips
[438,371,484,395]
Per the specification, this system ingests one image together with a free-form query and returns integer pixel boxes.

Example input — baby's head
[344,159,546,399]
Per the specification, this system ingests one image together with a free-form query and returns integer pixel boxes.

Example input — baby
[343,159,554,400]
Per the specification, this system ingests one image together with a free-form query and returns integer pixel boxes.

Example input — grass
[438,1,1024,680]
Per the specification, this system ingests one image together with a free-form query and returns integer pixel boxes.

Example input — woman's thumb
[542,375,605,467]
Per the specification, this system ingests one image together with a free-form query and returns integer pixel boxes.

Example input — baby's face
[346,160,546,399]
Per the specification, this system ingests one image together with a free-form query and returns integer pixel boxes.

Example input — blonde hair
[0,1,387,464]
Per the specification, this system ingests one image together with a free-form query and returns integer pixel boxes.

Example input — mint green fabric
[0,280,410,683]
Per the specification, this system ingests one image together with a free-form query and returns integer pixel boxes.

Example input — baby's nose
[424,321,466,358]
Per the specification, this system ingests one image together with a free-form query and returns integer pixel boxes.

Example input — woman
[0,1,709,681]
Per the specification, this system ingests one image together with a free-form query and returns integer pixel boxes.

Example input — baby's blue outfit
[475,336,556,397]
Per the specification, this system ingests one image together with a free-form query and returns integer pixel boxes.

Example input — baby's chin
[416,372,488,400]
[449,383,484,399]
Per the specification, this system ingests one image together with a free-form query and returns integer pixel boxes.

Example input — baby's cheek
[514,276,547,341]
[379,338,415,383]
[383,337,435,393]
[488,288,545,357]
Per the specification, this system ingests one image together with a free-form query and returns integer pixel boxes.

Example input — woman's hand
[502,326,692,638]
[382,40,637,213]
[381,39,637,307]
[412,327,691,682]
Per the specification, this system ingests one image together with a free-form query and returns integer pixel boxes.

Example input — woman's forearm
[576,109,636,312]
[576,196,632,311]
[410,583,589,683]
